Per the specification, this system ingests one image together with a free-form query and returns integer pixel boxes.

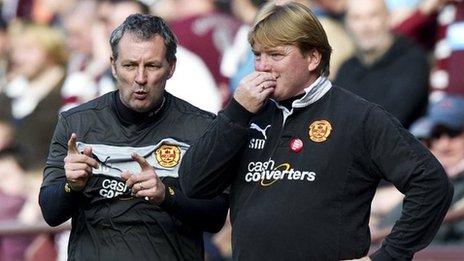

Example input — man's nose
[255,56,272,72]
[435,135,452,148]
[135,66,147,85]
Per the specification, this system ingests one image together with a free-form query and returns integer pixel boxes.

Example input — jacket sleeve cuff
[222,98,254,126]
[63,181,81,198]
[370,247,394,261]
[159,185,176,210]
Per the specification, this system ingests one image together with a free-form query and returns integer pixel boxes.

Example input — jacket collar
[272,76,332,111]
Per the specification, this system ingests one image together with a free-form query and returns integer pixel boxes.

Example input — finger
[242,71,262,82]
[84,157,99,168]
[135,186,161,198]
[66,170,90,180]
[255,80,276,93]
[67,133,79,154]
[121,170,135,186]
[238,72,268,89]
[259,78,277,88]
[83,146,92,157]
[65,162,91,171]
[135,187,156,198]
[261,87,275,96]
[132,174,158,193]
[65,154,99,169]
[132,153,151,171]
[83,147,99,168]
[139,178,156,190]
[253,72,276,83]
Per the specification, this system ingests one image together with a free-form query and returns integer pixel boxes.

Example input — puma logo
[250,123,271,140]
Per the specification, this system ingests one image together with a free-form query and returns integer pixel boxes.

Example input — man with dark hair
[39,14,228,261]
[180,2,453,260]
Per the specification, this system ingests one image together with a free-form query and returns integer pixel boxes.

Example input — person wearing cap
[373,94,464,245]
[179,2,453,260]
[410,95,464,173]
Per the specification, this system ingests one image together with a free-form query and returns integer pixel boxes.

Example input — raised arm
[180,72,275,198]
[39,116,98,226]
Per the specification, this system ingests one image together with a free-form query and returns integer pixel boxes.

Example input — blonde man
[180,2,453,260]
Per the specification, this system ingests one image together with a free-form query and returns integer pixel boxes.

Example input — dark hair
[0,16,8,32]
[0,146,29,171]
[110,14,177,63]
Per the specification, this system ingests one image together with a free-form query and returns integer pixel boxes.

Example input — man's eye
[123,64,135,69]
[146,64,161,70]
[270,53,284,60]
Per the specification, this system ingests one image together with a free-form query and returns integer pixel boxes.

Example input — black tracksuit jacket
[180,78,453,261]
[39,91,229,261]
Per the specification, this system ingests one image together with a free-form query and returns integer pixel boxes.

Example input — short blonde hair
[12,23,68,66]
[248,2,332,76]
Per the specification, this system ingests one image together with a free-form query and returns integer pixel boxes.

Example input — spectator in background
[0,148,33,261]
[384,0,421,26]
[154,0,241,105]
[335,0,429,128]
[221,0,267,92]
[0,120,14,150]
[393,0,464,100]
[60,0,113,111]
[0,23,67,170]
[308,0,355,79]
[373,95,464,245]
[0,17,9,89]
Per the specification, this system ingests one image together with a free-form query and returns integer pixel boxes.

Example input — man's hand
[121,153,166,205]
[234,72,276,113]
[64,133,99,191]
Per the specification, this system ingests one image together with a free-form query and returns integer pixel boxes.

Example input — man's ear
[110,56,117,78]
[167,59,176,79]
[306,49,322,73]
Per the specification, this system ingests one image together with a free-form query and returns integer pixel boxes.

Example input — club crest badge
[155,145,181,168]
[308,120,332,143]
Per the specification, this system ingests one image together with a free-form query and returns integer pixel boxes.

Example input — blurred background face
[0,121,14,151]
[0,29,9,59]
[430,127,464,171]
[314,0,347,15]
[64,15,93,56]
[108,2,144,36]
[345,0,390,53]
[11,34,49,79]
[231,0,260,24]
[63,0,96,56]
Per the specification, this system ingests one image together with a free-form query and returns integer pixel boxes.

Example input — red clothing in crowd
[394,2,464,97]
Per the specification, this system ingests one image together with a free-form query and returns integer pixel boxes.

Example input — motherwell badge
[308,120,332,143]
[155,145,181,168]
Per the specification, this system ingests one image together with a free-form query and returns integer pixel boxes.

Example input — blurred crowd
[0,0,463,260]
